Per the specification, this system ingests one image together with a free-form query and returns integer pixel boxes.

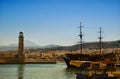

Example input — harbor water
[0,63,77,79]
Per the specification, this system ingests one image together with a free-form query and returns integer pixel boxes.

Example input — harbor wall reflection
[18,64,24,79]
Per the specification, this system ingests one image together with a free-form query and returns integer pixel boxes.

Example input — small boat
[91,73,119,79]
[76,71,120,79]
[76,73,114,79]
[76,73,88,79]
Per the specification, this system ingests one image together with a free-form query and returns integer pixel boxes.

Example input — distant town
[0,32,120,64]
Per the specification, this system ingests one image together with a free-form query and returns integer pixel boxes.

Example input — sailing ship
[62,22,90,68]
[62,22,120,78]
[62,22,117,69]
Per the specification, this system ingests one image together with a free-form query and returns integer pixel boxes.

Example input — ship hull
[62,53,117,68]
[62,54,90,68]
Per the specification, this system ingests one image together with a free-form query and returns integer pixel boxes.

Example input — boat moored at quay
[62,22,120,69]
[62,22,120,79]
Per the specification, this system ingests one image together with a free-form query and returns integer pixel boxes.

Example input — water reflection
[0,64,119,79]
[18,64,24,79]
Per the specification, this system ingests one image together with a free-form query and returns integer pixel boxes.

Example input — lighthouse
[18,32,25,63]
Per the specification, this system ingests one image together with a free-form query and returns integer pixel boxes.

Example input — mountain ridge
[0,40,120,52]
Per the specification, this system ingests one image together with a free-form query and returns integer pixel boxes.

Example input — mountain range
[0,40,60,51]
[8,40,39,47]
[0,40,120,52]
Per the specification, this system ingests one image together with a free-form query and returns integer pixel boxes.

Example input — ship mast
[78,22,83,54]
[98,27,103,54]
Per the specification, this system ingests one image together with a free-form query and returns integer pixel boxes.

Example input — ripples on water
[0,63,77,79]
[0,63,120,79]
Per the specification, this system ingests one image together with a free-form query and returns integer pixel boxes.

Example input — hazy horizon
[0,0,120,46]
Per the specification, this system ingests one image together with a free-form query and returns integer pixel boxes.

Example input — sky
[0,0,120,46]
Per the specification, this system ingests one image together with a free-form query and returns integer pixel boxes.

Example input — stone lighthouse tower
[18,32,25,63]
